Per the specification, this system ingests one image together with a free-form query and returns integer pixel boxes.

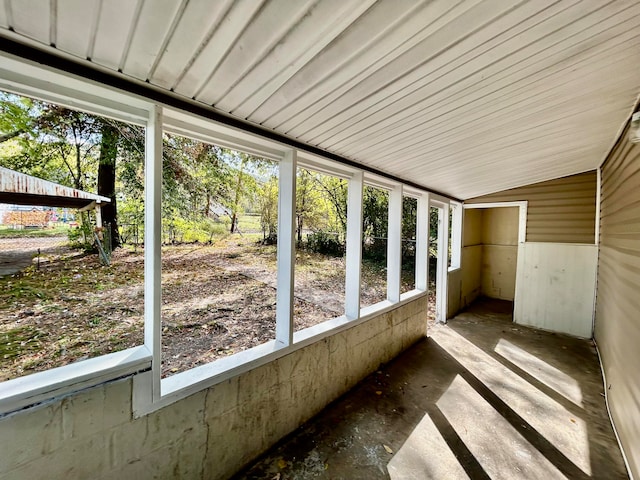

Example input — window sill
[141,291,429,415]
[0,346,151,416]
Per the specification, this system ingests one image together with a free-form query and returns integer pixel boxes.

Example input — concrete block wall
[0,296,428,480]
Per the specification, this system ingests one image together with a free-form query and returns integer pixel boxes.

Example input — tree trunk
[98,123,120,249]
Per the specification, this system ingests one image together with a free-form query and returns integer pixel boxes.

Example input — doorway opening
[461,202,527,318]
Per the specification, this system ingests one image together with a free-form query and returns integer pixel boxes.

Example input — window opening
[294,167,347,329]
[361,185,389,307]
[0,90,145,381]
[160,132,278,377]
[401,196,417,293]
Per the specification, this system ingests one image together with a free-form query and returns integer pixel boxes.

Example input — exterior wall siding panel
[467,171,597,244]
[596,119,640,479]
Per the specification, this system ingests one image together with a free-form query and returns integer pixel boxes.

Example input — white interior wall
[514,243,597,338]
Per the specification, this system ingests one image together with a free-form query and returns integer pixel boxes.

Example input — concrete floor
[233,298,628,480]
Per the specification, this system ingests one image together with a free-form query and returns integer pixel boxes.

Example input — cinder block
[102,378,133,429]
[146,390,206,449]
[102,436,205,480]
[237,360,279,405]
[2,430,106,479]
[0,400,63,471]
[104,415,148,469]
[60,378,132,441]
[205,406,255,480]
[206,375,239,417]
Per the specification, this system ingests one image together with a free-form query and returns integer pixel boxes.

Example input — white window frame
[449,201,463,271]
[430,198,450,323]
[0,53,440,416]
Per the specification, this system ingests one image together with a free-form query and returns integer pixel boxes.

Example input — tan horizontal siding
[466,171,597,243]
[596,117,640,479]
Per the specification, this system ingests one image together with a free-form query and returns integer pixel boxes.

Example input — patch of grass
[0,326,48,359]
[0,225,70,238]
[1,279,47,302]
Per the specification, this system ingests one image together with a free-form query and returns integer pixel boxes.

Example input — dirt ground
[0,236,435,381]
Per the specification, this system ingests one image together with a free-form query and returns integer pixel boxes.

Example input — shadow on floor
[233,297,628,480]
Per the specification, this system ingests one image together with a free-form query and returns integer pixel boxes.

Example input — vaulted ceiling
[0,0,638,199]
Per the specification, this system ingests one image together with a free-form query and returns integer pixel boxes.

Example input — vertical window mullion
[387,184,403,303]
[144,104,163,401]
[276,149,296,347]
[450,203,462,268]
[415,193,430,291]
[436,204,450,322]
[345,171,363,320]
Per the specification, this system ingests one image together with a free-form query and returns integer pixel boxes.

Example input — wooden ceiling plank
[172,0,266,99]
[148,0,233,89]
[306,0,575,146]
[219,0,376,117]
[246,0,457,126]
[196,0,317,106]
[340,36,640,162]
[8,0,48,42]
[56,0,99,58]
[122,0,184,81]
[285,0,526,138]
[91,0,140,70]
[338,9,640,159]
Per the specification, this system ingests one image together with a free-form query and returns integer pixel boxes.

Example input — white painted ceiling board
[56,0,99,58]
[218,0,377,116]
[286,0,519,139]
[320,1,636,157]
[122,0,183,80]
[343,34,640,163]
[269,0,484,133]
[8,0,49,43]
[308,0,586,148]
[246,0,441,126]
[0,0,8,28]
[196,0,317,106]
[172,0,265,98]
[91,0,140,70]
[305,0,565,146]
[332,10,640,162]
[148,0,233,89]
[0,0,638,199]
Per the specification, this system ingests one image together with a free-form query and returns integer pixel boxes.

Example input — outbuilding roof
[0,166,110,209]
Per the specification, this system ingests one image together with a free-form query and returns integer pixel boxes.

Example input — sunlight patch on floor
[495,338,583,407]
[388,413,469,480]
[437,375,567,480]
[432,326,591,475]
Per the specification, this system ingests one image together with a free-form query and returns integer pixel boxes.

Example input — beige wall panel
[481,245,517,301]
[447,268,461,318]
[463,208,483,246]
[0,298,428,480]
[596,119,640,480]
[462,246,482,305]
[482,207,519,245]
[467,171,597,244]
[448,245,483,317]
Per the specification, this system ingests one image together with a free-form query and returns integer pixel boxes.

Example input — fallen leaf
[271,474,281,480]
[383,444,393,454]
[277,458,287,469]
[375,391,382,395]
